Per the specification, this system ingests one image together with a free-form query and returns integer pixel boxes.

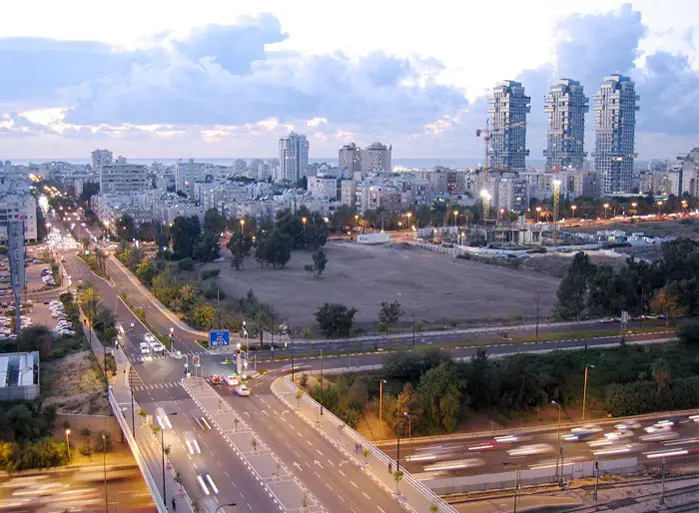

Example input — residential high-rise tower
[543,79,589,171]
[593,74,639,194]
[338,143,362,174]
[488,80,530,171]
[278,132,310,183]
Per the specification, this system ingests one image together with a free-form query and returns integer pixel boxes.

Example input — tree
[125,246,143,271]
[679,321,699,346]
[115,214,136,241]
[315,303,357,338]
[136,260,156,286]
[418,362,463,432]
[93,307,117,341]
[79,284,101,324]
[651,285,687,323]
[554,252,595,319]
[192,305,217,330]
[651,358,671,390]
[305,247,328,278]
[255,229,293,269]
[379,300,404,331]
[330,205,357,232]
[203,208,226,235]
[93,247,106,275]
[193,231,220,262]
[171,216,201,259]
[227,232,253,270]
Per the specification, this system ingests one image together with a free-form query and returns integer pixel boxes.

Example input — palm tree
[79,284,101,324]
[94,247,106,275]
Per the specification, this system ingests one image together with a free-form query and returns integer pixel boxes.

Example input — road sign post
[209,330,231,349]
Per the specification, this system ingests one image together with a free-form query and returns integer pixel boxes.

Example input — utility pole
[660,458,666,505]
[319,348,324,415]
[593,458,599,500]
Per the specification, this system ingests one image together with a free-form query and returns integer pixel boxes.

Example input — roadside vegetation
[308,337,699,436]
[555,238,699,321]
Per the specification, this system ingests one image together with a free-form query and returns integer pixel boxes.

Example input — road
[0,463,154,512]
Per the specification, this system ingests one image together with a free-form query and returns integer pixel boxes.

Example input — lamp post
[169,327,175,354]
[571,205,577,219]
[102,433,108,513]
[65,429,71,462]
[239,218,245,232]
[503,462,520,513]
[319,348,324,416]
[631,201,638,216]
[396,408,402,473]
[379,379,387,423]
[657,200,663,216]
[551,401,562,485]
[582,364,594,423]
[403,412,412,446]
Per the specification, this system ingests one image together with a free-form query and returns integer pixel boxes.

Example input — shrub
[200,269,220,280]
[177,258,195,272]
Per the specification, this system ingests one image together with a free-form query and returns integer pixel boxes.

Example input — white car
[507,444,553,457]
[140,342,151,354]
[149,341,166,353]
[236,386,251,397]
[184,431,201,455]
[615,420,642,431]
[604,430,634,441]
[224,375,240,386]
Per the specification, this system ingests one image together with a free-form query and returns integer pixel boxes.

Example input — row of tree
[555,238,699,320]
[314,300,404,338]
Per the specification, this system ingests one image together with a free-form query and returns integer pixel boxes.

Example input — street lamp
[631,201,638,215]
[215,504,237,512]
[551,401,562,485]
[301,216,307,228]
[453,210,459,228]
[503,462,520,513]
[657,200,663,215]
[102,433,108,513]
[603,203,610,219]
[571,205,577,219]
[403,412,412,445]
[239,218,245,232]
[535,206,542,222]
[582,364,594,423]
[169,327,175,354]
[379,379,387,423]
[65,429,71,462]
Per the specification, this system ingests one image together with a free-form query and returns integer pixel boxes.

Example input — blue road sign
[209,330,230,348]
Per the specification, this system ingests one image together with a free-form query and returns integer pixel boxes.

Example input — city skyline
[0,2,698,160]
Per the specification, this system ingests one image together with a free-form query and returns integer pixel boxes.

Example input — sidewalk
[271,376,457,513]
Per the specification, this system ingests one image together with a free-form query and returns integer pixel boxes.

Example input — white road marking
[350,480,358,488]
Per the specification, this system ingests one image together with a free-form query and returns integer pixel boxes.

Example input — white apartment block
[175,159,212,195]
[278,132,309,183]
[0,195,37,243]
[489,80,530,171]
[675,148,699,197]
[340,180,357,207]
[362,142,392,173]
[355,183,400,213]
[99,162,151,195]
[543,79,589,171]
[338,143,363,174]
[593,74,639,194]
[91,149,113,170]
[307,175,338,201]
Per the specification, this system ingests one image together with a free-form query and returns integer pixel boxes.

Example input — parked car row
[140,333,166,354]
[50,300,75,337]
[207,374,251,396]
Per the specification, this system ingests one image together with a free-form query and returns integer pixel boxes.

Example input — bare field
[41,351,109,415]
[213,242,560,328]
[563,217,699,239]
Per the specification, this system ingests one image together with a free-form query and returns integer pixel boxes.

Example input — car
[150,341,166,353]
[571,424,603,435]
[604,430,634,441]
[507,443,553,457]
[43,300,50,305]
[224,375,240,386]
[236,385,251,397]
[184,431,201,455]
[644,423,672,434]
[598,317,616,324]
[139,342,150,354]
[208,375,222,385]
[615,420,642,430]
[640,431,679,442]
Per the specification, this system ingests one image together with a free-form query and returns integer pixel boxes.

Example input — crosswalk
[135,350,207,362]
[131,381,183,392]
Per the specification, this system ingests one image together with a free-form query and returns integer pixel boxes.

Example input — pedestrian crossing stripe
[132,381,183,392]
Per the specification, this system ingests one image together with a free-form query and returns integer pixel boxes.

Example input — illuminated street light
[480,189,491,220]
[571,205,577,219]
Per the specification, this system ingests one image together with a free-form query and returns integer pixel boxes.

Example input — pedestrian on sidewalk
[388,462,393,473]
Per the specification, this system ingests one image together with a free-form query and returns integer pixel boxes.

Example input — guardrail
[108,387,195,513]
[108,387,168,513]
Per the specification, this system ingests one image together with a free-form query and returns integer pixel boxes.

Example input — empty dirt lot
[214,242,560,329]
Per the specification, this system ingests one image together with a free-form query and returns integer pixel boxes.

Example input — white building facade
[278,132,310,183]
[488,80,531,171]
[543,79,589,171]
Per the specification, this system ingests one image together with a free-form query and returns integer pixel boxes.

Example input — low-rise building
[0,195,38,243]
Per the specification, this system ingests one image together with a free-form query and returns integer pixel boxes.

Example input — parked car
[139,342,150,355]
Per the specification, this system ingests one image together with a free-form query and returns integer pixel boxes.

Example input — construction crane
[476,119,527,219]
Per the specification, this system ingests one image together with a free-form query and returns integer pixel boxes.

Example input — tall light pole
[552,179,561,246]
[603,203,610,219]
[503,462,520,513]
[480,189,491,221]
[65,429,71,462]
[169,327,175,354]
[379,379,387,423]
[551,401,562,485]
[657,200,663,216]
[319,348,324,416]
[571,204,577,219]
[239,218,245,233]
[102,433,108,513]
[582,364,594,423]
[396,408,402,473]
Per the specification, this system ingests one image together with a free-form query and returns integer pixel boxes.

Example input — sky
[1,0,699,161]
